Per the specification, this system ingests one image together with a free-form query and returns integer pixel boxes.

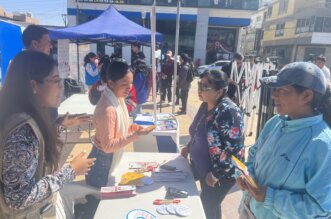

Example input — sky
[0,0,67,26]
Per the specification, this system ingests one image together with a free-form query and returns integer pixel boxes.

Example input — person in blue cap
[237,62,331,218]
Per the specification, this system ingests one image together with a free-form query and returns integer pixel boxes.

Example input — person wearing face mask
[181,70,244,219]
[84,52,102,89]
[237,62,331,219]
[85,59,153,188]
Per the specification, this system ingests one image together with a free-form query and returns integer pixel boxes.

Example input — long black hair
[106,59,132,82]
[84,52,97,67]
[99,55,111,83]
[0,50,63,171]
[201,69,239,104]
[293,84,331,127]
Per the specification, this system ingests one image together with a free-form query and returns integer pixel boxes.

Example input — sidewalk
[61,77,258,218]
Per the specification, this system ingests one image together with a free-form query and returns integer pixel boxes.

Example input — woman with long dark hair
[237,62,331,218]
[181,70,244,219]
[85,59,152,188]
[0,51,95,218]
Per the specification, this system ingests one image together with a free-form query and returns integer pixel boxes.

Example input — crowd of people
[85,42,196,116]
[1,23,331,219]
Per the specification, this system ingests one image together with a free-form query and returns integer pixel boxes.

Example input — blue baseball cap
[260,62,327,95]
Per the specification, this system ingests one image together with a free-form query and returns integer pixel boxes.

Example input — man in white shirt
[315,55,331,82]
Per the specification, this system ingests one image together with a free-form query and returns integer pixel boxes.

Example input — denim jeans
[85,146,113,188]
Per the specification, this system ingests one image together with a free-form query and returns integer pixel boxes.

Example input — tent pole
[76,40,80,82]
[172,0,181,114]
[151,0,157,121]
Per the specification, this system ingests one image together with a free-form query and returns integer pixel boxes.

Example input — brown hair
[0,50,63,171]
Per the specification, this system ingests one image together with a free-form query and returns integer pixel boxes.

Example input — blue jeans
[85,146,113,188]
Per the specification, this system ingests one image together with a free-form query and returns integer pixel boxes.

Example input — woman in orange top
[86,59,152,188]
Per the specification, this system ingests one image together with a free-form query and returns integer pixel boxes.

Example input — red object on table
[153,199,181,205]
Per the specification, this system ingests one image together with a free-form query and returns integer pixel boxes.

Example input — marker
[153,199,180,205]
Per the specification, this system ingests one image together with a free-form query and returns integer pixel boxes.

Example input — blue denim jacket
[243,114,331,219]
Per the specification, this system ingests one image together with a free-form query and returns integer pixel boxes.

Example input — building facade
[241,6,267,56]
[66,0,258,66]
[261,0,331,67]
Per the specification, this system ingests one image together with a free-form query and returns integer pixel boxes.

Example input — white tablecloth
[58,94,95,115]
[93,152,206,219]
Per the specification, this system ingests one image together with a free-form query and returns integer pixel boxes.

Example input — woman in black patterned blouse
[181,70,244,219]
[0,51,95,218]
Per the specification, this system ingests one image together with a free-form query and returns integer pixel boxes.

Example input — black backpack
[186,63,194,82]
[88,80,103,105]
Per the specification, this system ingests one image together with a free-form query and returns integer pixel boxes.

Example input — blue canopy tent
[48,6,163,43]
[48,5,163,81]
[0,20,23,85]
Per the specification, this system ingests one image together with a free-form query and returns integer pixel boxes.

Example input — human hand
[246,181,266,202]
[97,63,104,70]
[205,172,218,188]
[135,125,155,136]
[236,175,249,191]
[180,146,190,159]
[129,124,143,133]
[70,150,96,176]
[61,113,92,128]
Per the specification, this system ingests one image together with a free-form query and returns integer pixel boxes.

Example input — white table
[133,114,180,153]
[58,94,95,115]
[58,94,95,143]
[93,152,206,219]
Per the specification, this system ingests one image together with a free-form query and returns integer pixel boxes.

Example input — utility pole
[171,0,181,114]
[61,14,68,27]
[76,3,80,82]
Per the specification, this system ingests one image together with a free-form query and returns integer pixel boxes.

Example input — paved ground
[60,77,257,219]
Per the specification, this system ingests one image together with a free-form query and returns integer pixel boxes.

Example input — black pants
[161,79,172,102]
[200,177,235,219]
[175,86,180,104]
[180,88,189,112]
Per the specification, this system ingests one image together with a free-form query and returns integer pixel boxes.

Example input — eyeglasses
[44,78,64,87]
[198,81,214,91]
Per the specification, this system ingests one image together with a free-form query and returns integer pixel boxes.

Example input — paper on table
[231,155,258,188]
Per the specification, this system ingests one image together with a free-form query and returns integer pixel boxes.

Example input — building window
[275,23,285,36]
[324,17,331,32]
[206,27,237,63]
[315,17,325,32]
[296,18,310,34]
[309,16,315,32]
[267,6,273,18]
[278,0,289,15]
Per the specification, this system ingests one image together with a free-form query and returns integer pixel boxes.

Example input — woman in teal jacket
[237,62,331,219]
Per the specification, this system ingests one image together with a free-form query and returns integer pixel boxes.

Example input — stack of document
[100,185,136,199]
[155,113,177,131]
[152,169,187,182]
[134,114,155,126]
